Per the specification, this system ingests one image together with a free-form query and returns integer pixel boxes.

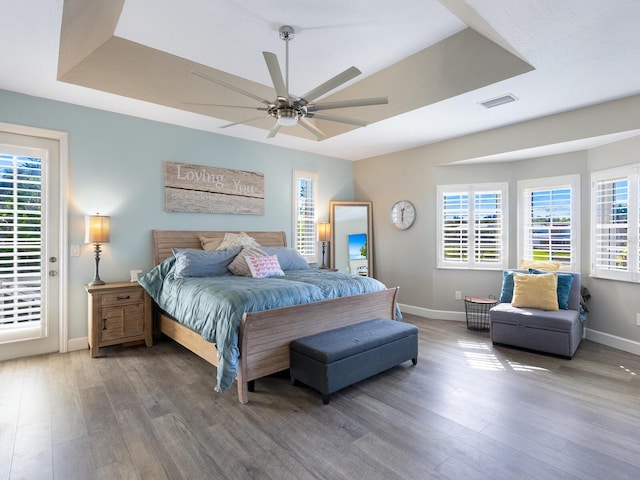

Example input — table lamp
[318,222,330,269]
[85,214,110,286]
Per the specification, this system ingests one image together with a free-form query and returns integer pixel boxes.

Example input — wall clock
[390,200,416,230]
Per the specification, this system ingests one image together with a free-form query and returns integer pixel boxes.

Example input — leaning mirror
[329,201,373,277]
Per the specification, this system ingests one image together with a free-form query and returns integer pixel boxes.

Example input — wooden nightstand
[85,281,152,358]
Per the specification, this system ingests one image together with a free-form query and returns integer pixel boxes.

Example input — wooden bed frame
[151,230,399,404]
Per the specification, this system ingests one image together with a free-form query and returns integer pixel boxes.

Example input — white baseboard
[585,328,640,356]
[399,303,465,322]
[67,336,88,352]
[401,303,640,356]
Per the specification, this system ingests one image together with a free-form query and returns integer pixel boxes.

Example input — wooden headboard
[151,230,288,266]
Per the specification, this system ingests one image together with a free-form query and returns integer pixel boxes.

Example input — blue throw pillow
[172,247,240,278]
[500,270,516,303]
[261,247,310,271]
[528,268,574,310]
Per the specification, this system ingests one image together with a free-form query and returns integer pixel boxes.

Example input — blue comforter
[139,257,399,392]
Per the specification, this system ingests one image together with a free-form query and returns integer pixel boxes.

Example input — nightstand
[85,281,152,357]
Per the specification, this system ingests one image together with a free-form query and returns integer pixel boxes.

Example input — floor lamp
[318,222,330,269]
[85,214,110,286]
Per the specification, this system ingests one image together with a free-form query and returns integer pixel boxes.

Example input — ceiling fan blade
[190,70,272,106]
[220,115,269,129]
[263,52,288,100]
[183,102,268,111]
[267,123,281,138]
[307,97,388,112]
[307,112,369,127]
[299,66,362,104]
[298,118,326,139]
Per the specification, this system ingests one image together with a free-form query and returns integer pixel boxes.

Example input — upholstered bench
[290,318,418,404]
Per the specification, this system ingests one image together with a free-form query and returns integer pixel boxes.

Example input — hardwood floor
[1,314,640,479]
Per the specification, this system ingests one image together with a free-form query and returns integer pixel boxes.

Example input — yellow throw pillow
[511,273,559,311]
[519,259,562,271]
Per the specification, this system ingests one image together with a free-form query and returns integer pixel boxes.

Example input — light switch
[70,244,80,257]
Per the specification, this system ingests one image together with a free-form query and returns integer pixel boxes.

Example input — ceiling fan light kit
[190,25,388,139]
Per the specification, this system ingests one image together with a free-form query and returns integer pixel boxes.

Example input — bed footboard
[237,287,399,403]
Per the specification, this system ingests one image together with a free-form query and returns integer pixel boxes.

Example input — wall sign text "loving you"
[164,161,264,215]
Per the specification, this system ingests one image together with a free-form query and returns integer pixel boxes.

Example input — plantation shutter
[293,171,318,262]
[591,166,638,281]
[441,191,469,265]
[521,187,572,264]
[0,154,44,339]
[474,190,503,266]
[518,175,579,272]
[438,183,507,269]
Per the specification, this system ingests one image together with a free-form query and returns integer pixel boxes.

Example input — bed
[144,230,399,404]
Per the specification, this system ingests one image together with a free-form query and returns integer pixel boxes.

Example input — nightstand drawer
[101,288,143,306]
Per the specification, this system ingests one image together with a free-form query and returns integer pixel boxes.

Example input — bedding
[139,257,398,393]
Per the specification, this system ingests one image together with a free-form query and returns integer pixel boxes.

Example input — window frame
[591,165,639,282]
[517,174,580,272]
[292,169,319,263]
[436,182,508,270]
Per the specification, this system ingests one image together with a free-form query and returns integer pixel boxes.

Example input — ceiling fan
[188,25,388,139]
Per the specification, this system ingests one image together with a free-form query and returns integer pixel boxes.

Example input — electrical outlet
[455,290,462,300]
[636,313,640,326]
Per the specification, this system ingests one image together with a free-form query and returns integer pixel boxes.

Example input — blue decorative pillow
[261,247,310,271]
[500,270,516,303]
[172,247,240,278]
[528,268,574,310]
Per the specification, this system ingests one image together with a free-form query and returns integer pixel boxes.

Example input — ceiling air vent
[479,94,518,109]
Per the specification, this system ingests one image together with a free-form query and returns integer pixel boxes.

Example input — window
[292,170,318,263]
[591,165,639,282]
[437,183,508,270]
[518,175,580,271]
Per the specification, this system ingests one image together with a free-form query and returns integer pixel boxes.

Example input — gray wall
[0,89,354,342]
[355,94,640,351]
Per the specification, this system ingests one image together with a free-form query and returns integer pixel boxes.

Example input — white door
[0,131,61,360]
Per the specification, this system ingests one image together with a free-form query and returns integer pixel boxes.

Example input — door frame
[0,121,69,354]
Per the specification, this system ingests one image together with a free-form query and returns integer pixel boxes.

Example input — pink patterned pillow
[246,255,285,278]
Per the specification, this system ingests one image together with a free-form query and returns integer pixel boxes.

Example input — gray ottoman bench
[289,318,418,404]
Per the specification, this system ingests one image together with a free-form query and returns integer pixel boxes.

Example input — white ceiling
[2,0,640,161]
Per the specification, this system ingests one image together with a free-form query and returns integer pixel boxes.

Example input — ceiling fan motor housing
[279,25,294,41]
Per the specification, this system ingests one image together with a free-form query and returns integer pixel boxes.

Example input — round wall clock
[390,200,416,230]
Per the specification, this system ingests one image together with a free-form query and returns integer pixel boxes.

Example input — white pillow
[246,255,285,278]
[216,232,259,251]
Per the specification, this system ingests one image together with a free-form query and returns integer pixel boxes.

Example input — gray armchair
[489,270,582,358]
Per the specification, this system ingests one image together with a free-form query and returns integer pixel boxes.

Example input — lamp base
[90,243,105,286]
[319,241,328,269]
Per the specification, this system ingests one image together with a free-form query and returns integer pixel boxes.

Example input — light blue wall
[0,89,354,340]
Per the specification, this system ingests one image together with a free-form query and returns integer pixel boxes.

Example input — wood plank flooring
[1,314,640,479]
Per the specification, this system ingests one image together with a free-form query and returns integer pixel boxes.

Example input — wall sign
[164,161,264,215]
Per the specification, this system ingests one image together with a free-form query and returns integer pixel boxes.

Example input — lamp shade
[84,215,110,244]
[318,222,331,242]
